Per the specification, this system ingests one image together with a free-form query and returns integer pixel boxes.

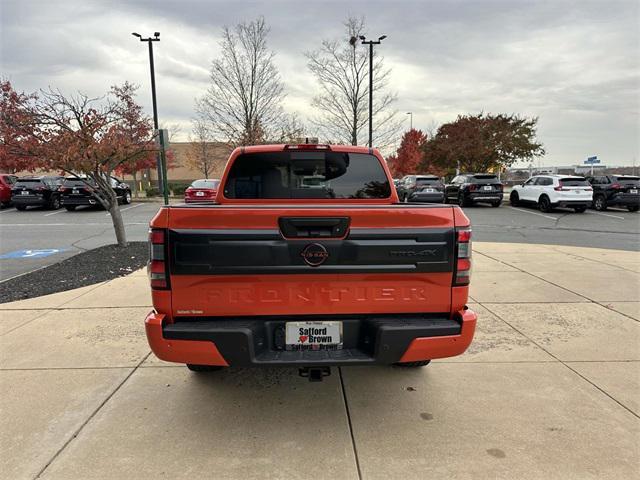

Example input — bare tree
[187,115,216,178]
[196,17,287,146]
[305,16,402,150]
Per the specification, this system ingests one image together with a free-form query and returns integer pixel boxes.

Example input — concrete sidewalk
[0,243,638,480]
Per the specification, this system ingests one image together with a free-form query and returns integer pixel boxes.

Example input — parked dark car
[0,173,17,208]
[397,175,444,202]
[60,176,132,210]
[586,175,639,212]
[444,173,503,207]
[184,179,220,203]
[403,175,445,203]
[11,176,64,210]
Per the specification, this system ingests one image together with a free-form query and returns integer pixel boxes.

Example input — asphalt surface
[0,201,638,281]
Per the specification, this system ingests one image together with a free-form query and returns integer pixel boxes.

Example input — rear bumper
[409,192,444,203]
[61,197,98,206]
[145,309,477,367]
[469,193,503,203]
[608,194,640,207]
[11,196,47,206]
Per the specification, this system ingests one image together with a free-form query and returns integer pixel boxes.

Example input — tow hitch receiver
[299,367,331,382]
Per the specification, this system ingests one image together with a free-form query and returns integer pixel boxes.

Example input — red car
[0,174,18,208]
[184,179,220,203]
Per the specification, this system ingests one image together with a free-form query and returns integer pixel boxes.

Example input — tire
[538,195,552,213]
[122,191,132,205]
[458,193,471,207]
[186,364,225,372]
[49,196,61,210]
[15,205,27,211]
[628,205,639,212]
[1,201,10,209]
[573,206,587,213]
[491,200,501,208]
[394,360,431,368]
[593,195,607,211]
[509,191,520,206]
[65,205,77,211]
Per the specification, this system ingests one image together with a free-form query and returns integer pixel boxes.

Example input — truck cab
[145,144,477,380]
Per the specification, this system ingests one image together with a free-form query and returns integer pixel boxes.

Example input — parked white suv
[509,175,593,213]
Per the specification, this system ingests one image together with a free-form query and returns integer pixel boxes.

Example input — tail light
[468,184,477,191]
[148,228,170,289]
[59,186,67,192]
[611,183,621,190]
[454,228,472,286]
[554,182,567,191]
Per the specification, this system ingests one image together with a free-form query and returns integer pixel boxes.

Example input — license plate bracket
[285,321,342,351]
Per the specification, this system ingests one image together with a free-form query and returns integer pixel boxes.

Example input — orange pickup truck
[145,144,477,381]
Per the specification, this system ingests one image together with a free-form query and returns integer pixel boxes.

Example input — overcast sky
[2,0,638,166]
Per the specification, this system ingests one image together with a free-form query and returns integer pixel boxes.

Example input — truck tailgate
[165,205,457,317]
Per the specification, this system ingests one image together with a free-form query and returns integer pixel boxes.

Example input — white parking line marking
[44,209,67,217]
[105,203,144,215]
[507,206,556,220]
[585,210,625,220]
[0,208,16,214]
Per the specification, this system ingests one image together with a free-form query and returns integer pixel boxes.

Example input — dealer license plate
[285,321,342,351]
[630,189,638,194]
[483,185,492,191]
[196,191,205,196]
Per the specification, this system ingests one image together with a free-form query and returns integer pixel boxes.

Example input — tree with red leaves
[0,81,42,173]
[422,113,544,176]
[387,129,428,177]
[1,81,157,246]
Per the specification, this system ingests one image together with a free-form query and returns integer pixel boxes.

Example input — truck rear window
[224,151,391,199]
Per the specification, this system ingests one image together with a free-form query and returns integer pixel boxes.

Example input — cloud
[1,0,638,165]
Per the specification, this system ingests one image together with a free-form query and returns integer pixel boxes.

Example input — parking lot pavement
[464,204,640,251]
[0,243,638,480]
[0,202,161,281]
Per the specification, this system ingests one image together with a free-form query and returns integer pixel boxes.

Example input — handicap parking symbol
[0,248,69,259]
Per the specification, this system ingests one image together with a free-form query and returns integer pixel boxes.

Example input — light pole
[406,112,413,130]
[132,31,167,203]
[359,34,387,147]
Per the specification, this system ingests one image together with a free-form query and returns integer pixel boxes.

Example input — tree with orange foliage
[1,81,157,246]
[387,129,428,177]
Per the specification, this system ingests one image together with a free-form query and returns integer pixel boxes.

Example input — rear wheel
[573,206,587,213]
[122,191,131,205]
[628,205,639,212]
[538,195,552,213]
[186,364,225,372]
[394,360,431,368]
[65,205,77,211]
[509,191,520,206]
[1,201,10,209]
[491,200,501,208]
[49,196,60,210]
[458,193,470,207]
[15,205,26,211]
[593,195,607,211]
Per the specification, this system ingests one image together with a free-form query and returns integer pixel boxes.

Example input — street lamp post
[406,112,413,130]
[132,32,168,203]
[359,34,387,148]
